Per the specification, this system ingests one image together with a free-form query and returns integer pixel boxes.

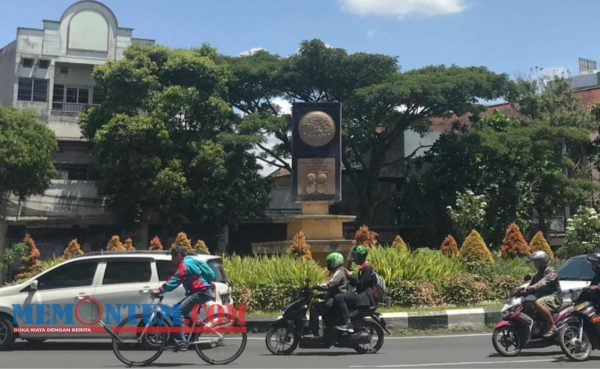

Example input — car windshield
[558,257,594,281]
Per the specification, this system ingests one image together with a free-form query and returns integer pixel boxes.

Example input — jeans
[172,290,212,347]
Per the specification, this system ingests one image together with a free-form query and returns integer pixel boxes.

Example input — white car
[0,251,233,350]
[501,255,594,316]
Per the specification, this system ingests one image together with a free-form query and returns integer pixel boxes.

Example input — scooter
[492,276,574,356]
[557,287,600,361]
[265,278,389,355]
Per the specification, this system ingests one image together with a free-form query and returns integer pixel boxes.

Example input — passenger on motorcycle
[308,252,348,336]
[585,252,600,306]
[525,250,562,338]
[334,245,376,333]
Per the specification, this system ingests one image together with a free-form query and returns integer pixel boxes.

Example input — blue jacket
[159,256,215,296]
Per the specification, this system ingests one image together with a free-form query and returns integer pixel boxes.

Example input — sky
[2,0,600,79]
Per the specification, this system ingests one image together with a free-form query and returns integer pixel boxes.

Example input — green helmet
[350,245,368,265]
[326,252,344,271]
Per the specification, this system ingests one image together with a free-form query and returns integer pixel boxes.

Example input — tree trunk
[136,221,149,250]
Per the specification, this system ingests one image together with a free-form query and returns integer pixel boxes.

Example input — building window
[60,66,68,74]
[38,59,50,69]
[52,84,91,110]
[21,58,33,68]
[55,163,93,180]
[17,78,48,102]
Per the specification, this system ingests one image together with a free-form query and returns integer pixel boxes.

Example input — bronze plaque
[297,158,336,196]
[298,111,336,148]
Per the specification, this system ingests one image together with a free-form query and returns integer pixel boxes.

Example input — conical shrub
[287,231,312,259]
[63,239,84,259]
[106,235,126,251]
[124,238,136,251]
[529,231,555,261]
[193,240,210,254]
[16,234,42,279]
[500,223,530,258]
[149,235,163,250]
[440,234,459,257]
[354,225,378,247]
[392,235,408,253]
[171,232,192,251]
[460,230,493,263]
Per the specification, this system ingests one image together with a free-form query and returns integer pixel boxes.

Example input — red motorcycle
[492,281,574,356]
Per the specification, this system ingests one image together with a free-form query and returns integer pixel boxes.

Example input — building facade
[0,1,153,256]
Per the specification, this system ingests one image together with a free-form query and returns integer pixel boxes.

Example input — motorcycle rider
[308,252,348,336]
[585,252,600,306]
[525,250,562,338]
[334,245,376,332]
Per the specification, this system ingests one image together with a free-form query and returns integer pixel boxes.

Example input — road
[1,333,598,368]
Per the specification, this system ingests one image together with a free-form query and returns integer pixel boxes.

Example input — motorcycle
[492,276,574,356]
[265,278,389,355]
[557,288,600,361]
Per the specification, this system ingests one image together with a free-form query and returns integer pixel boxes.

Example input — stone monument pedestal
[252,202,356,264]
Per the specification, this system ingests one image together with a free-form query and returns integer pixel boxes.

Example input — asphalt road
[1,333,599,368]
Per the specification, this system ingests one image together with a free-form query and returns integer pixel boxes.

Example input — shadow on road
[488,351,563,357]
[12,341,113,351]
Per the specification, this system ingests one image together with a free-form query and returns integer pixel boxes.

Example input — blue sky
[2,0,599,78]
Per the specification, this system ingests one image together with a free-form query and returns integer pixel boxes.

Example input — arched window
[68,10,109,52]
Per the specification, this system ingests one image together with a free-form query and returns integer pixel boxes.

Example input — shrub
[16,234,42,280]
[124,238,136,251]
[0,242,29,282]
[460,230,493,263]
[559,206,600,258]
[354,225,378,247]
[483,274,523,301]
[387,280,439,307]
[529,231,554,260]
[287,231,312,259]
[367,247,462,282]
[63,239,84,259]
[193,240,210,254]
[392,235,408,253]
[439,273,488,306]
[440,235,459,256]
[106,235,125,251]
[171,232,192,251]
[149,236,163,250]
[447,190,487,239]
[500,223,530,258]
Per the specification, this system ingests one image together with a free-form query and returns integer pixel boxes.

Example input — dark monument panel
[292,103,341,202]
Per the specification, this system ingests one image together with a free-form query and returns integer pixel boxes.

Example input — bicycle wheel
[193,321,247,365]
[111,313,167,366]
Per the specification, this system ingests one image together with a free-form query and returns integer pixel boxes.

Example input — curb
[246,307,501,333]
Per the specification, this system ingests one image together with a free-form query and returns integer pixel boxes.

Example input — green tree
[228,39,509,223]
[81,44,271,232]
[0,106,58,198]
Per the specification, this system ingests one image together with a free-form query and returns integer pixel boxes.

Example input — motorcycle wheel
[492,325,522,357]
[265,325,298,355]
[354,320,384,354]
[559,324,592,361]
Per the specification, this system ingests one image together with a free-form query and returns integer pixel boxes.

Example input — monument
[252,103,356,263]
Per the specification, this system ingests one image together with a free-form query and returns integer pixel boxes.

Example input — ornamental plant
[124,238,136,251]
[460,230,494,263]
[63,239,84,259]
[392,235,408,253]
[447,190,487,240]
[106,235,126,251]
[500,223,530,258]
[529,231,554,260]
[440,234,459,257]
[287,231,312,259]
[148,235,163,250]
[559,206,600,258]
[193,240,210,254]
[354,225,379,247]
[16,234,42,279]
[171,232,192,251]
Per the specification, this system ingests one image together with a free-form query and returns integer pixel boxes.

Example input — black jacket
[349,263,375,306]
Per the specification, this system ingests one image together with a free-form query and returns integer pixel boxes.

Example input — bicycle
[94,294,247,366]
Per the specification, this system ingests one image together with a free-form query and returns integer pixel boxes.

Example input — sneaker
[172,343,189,352]
[335,324,354,333]
[542,326,557,338]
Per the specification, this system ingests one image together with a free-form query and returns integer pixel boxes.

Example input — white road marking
[349,358,554,368]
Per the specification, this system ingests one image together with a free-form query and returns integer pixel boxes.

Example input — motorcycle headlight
[502,303,518,317]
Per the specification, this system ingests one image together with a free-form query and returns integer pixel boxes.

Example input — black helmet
[170,245,188,258]
[587,252,600,264]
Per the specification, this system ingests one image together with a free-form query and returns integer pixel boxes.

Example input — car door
[21,259,101,339]
[92,257,156,327]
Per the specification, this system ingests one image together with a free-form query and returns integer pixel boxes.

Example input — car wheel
[0,316,16,351]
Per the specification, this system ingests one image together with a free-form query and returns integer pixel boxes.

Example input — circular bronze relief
[298,111,335,148]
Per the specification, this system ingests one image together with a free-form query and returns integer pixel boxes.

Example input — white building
[0,1,153,256]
